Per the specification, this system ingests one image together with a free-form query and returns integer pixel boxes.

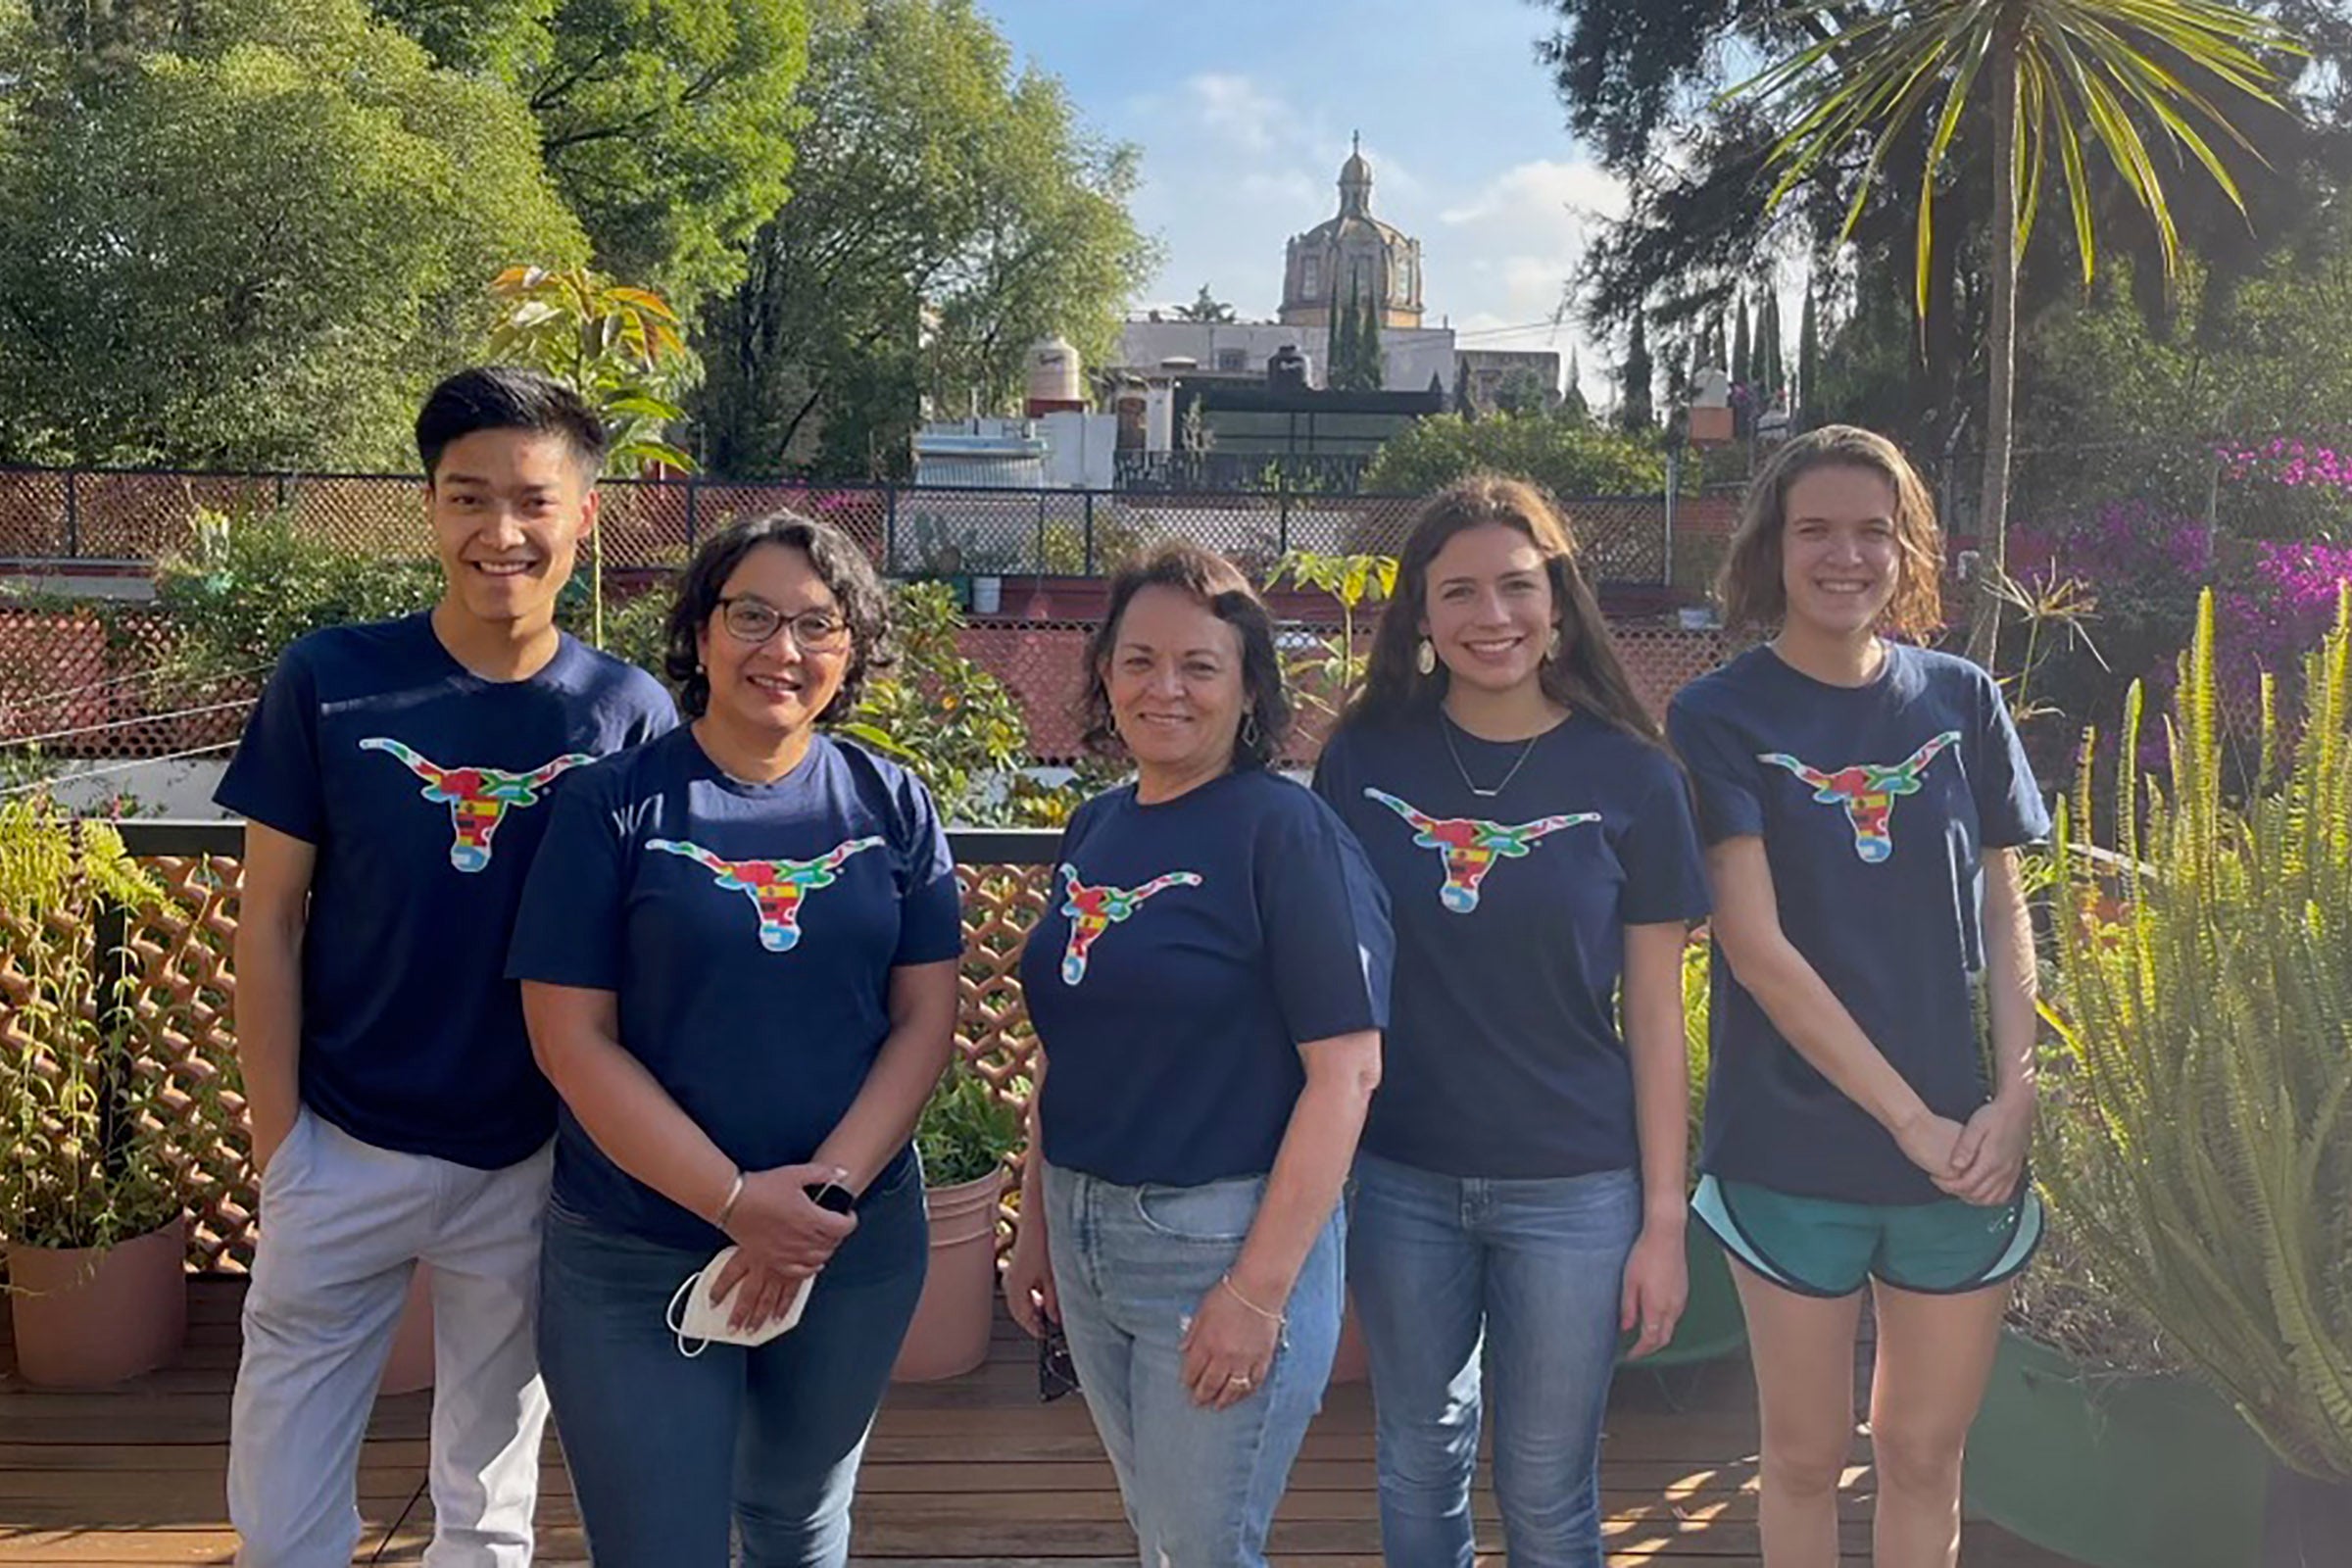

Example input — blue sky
[986,0,1628,400]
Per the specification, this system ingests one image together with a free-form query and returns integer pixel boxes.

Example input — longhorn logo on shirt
[647,836,885,953]
[359,738,591,873]
[1054,864,1203,985]
[1364,788,1599,914]
[1756,731,1962,862]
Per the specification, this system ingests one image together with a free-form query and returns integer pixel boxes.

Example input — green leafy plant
[914,1061,1022,1189]
[0,797,179,1254]
[2039,586,2352,1482]
[1268,549,1397,719]
[487,264,697,648]
[841,581,1033,825]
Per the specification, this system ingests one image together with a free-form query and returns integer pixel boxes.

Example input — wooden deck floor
[0,1278,2078,1566]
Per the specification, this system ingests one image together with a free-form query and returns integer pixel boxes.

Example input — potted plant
[1622,933,1746,1368]
[891,1060,1021,1382]
[0,797,187,1387]
[2034,589,2352,1564]
[1966,1228,2272,1568]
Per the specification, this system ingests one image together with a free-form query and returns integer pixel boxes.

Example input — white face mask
[665,1246,813,1357]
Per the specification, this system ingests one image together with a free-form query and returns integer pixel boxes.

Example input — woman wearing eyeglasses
[507,512,964,1567]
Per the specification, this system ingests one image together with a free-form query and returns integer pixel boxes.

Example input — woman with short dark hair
[1002,542,1393,1566]
[508,511,963,1567]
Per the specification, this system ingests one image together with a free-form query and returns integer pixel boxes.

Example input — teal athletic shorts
[1691,1172,2043,1298]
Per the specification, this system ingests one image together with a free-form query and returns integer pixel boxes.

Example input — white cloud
[1238,170,1321,209]
[1185,74,1288,152]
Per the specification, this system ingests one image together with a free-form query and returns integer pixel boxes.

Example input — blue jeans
[1043,1161,1344,1567]
[1348,1153,1641,1568]
[536,1151,927,1568]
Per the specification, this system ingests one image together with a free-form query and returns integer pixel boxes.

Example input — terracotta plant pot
[377,1263,434,1396]
[7,1215,188,1388]
[891,1167,1009,1383]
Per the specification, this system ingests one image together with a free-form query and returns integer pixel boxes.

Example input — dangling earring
[1546,626,1563,661]
[1240,710,1261,751]
[1414,638,1437,676]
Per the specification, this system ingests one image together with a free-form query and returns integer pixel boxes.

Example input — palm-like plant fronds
[1735,0,2295,316]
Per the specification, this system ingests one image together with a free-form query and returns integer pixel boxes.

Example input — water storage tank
[1025,336,1084,414]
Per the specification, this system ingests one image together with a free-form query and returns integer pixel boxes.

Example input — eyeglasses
[1038,1320,1079,1403]
[715,597,850,652]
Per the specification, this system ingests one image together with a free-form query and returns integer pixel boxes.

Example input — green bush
[155,508,436,683]
[1363,411,1666,498]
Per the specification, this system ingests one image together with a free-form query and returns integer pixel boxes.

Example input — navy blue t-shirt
[1314,710,1709,1179]
[505,727,964,1248]
[1666,642,2050,1204]
[1020,768,1393,1189]
[214,612,674,1168]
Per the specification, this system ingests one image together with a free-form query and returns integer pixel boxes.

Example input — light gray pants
[228,1106,553,1567]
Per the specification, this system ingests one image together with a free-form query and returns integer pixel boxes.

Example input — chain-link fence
[0,465,1730,586]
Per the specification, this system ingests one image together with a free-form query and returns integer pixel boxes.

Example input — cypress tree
[1560,348,1590,422]
[1452,356,1477,419]
[1797,282,1822,428]
[1355,290,1384,389]
[1618,314,1654,432]
[1330,292,1358,390]
[1732,292,1751,389]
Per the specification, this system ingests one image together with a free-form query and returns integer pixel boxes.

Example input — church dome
[1278,136,1424,330]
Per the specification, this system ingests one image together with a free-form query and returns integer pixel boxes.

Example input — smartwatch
[806,1180,856,1215]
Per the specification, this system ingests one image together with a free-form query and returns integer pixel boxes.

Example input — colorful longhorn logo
[1756,730,1962,862]
[1363,788,1599,914]
[359,738,590,872]
[1054,864,1203,985]
[647,836,885,953]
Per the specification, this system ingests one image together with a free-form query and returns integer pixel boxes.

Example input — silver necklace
[1441,714,1541,800]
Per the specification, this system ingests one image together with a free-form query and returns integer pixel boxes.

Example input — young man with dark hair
[220,366,674,1566]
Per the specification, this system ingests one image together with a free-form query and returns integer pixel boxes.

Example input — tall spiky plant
[2039,587,2352,1483]
[0,798,176,1254]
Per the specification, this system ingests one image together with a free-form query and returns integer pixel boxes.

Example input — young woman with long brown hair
[1311,474,1707,1567]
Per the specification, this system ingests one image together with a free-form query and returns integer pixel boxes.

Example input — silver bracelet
[713,1170,746,1229]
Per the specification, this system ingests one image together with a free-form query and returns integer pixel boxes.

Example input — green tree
[1731,291,1751,388]
[1561,348,1591,422]
[1329,292,1361,392]
[1451,357,1477,418]
[0,0,586,467]
[1173,284,1237,323]
[1493,368,1546,417]
[1617,313,1654,432]
[1734,1,2296,664]
[1755,286,1784,402]
[1354,291,1386,389]
[1540,2,2336,466]
[694,0,1152,479]
[1797,282,1822,428]
[1364,411,1664,498]
[376,0,811,309]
